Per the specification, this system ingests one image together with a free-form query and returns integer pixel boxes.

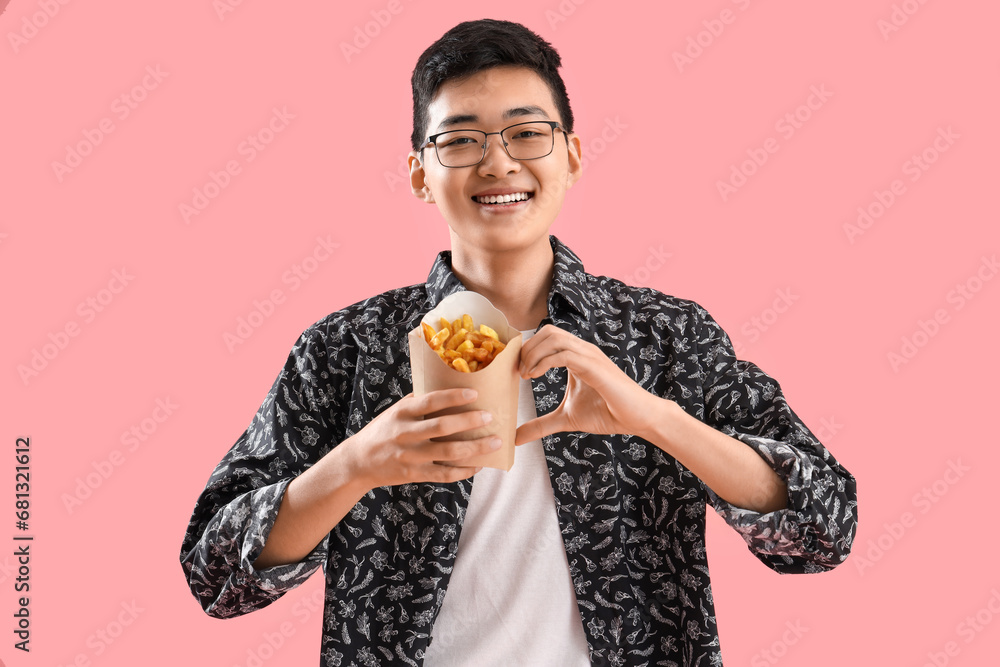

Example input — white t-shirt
[423,330,591,666]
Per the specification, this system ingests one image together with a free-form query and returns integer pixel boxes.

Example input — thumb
[515,410,567,446]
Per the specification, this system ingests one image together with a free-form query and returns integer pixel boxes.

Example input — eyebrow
[436,105,551,131]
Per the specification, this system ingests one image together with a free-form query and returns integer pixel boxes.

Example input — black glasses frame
[421,120,567,168]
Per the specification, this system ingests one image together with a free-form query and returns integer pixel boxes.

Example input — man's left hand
[515,325,660,445]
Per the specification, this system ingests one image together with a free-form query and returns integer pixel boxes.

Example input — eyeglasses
[421,121,565,168]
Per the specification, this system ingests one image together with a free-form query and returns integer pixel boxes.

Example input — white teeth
[475,192,531,204]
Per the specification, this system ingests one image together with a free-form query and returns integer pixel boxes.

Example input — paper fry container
[408,291,522,471]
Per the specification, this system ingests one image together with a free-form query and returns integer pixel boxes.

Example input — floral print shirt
[180,236,857,666]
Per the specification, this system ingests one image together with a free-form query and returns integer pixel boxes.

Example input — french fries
[422,313,507,373]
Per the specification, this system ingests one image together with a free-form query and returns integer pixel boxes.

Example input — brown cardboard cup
[408,291,522,471]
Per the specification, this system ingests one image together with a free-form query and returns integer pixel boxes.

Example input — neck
[449,236,554,331]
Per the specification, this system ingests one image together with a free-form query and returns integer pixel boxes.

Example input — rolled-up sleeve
[694,305,857,574]
[180,322,347,616]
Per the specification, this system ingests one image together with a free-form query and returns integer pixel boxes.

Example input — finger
[519,330,584,378]
[515,411,566,446]
[517,324,563,359]
[519,336,565,377]
[425,434,503,463]
[423,463,484,484]
[522,349,581,380]
[402,387,479,418]
[534,323,563,338]
[519,323,553,348]
[414,409,493,440]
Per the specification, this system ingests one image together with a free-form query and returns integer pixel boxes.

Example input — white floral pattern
[180,236,857,666]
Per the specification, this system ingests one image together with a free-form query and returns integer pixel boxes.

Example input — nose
[477,132,520,177]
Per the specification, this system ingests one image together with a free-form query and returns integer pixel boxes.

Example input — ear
[563,133,583,190]
[408,151,435,203]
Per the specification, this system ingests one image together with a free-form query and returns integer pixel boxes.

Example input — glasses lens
[434,130,486,167]
[502,123,555,160]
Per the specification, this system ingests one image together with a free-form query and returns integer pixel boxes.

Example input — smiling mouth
[472,192,534,205]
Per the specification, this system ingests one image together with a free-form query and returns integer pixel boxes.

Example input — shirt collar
[424,235,592,320]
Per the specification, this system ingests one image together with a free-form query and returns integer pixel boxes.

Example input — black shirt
[180,235,857,666]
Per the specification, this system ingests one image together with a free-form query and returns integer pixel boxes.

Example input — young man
[181,19,857,666]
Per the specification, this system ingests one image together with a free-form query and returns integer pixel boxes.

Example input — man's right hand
[254,388,496,569]
[345,388,500,490]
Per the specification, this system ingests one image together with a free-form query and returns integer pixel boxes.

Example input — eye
[438,132,482,148]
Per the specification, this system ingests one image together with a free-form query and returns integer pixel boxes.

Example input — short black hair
[410,19,574,152]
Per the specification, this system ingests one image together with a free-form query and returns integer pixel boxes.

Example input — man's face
[409,66,582,256]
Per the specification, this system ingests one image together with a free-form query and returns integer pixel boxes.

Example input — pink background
[2,1,998,665]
